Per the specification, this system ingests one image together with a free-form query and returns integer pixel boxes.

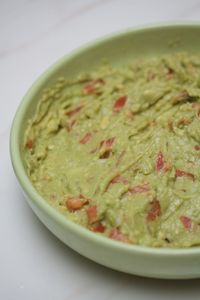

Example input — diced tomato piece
[65,105,83,117]
[180,216,193,231]
[129,183,150,194]
[99,137,115,159]
[79,132,92,144]
[84,85,94,95]
[105,137,115,146]
[109,228,129,243]
[175,169,195,181]
[113,96,127,112]
[26,139,34,149]
[111,175,129,185]
[105,174,129,192]
[156,151,165,172]
[86,205,98,224]
[194,145,200,151]
[91,222,105,233]
[83,79,105,95]
[147,199,161,221]
[66,195,88,211]
[100,137,115,149]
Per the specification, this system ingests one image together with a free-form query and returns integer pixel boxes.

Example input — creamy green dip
[24,53,200,248]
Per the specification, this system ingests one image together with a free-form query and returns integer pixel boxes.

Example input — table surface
[1,0,200,299]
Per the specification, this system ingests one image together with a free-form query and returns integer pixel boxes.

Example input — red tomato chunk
[147,200,161,221]
[113,96,127,112]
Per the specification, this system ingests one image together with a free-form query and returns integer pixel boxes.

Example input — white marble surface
[1,0,200,299]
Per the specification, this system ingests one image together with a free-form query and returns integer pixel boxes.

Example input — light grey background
[1,0,200,299]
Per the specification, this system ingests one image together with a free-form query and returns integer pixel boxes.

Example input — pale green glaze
[10,23,200,279]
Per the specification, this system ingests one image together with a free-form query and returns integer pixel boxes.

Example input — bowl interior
[10,23,200,279]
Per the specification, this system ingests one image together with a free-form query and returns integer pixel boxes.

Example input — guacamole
[24,53,200,248]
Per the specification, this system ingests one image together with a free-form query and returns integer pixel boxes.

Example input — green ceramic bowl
[10,23,200,279]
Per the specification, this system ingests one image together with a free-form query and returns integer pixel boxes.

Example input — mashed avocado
[24,53,200,248]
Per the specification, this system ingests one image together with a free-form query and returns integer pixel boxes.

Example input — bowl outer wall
[10,23,200,279]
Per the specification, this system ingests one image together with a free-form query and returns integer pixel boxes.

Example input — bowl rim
[10,22,200,256]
